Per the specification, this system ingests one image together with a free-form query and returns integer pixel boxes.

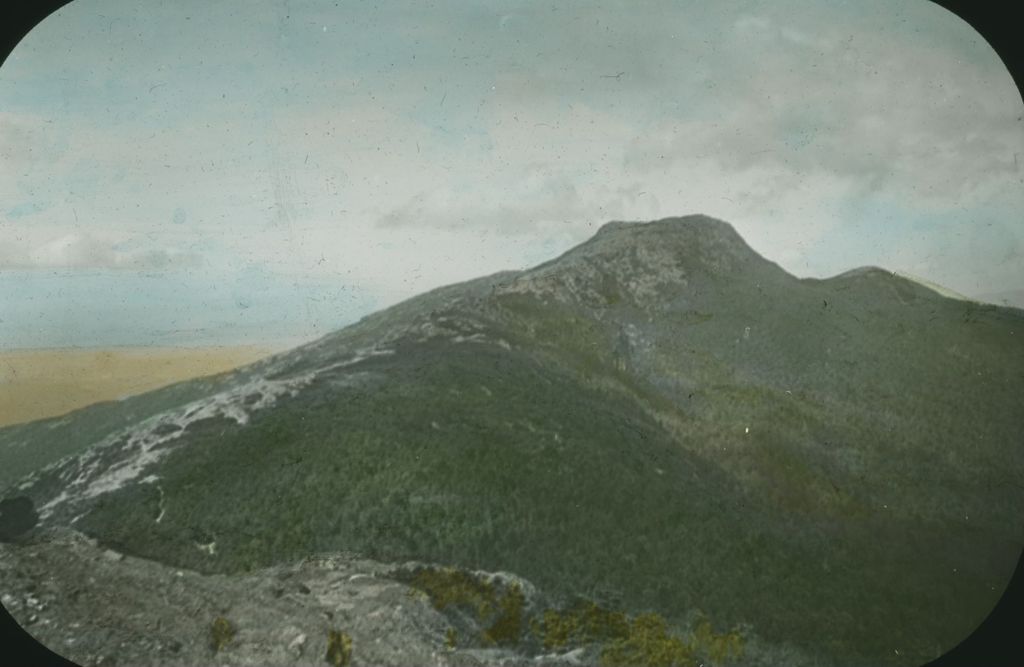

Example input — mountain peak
[828,266,974,303]
[595,214,738,238]
[586,215,760,265]
[496,215,783,309]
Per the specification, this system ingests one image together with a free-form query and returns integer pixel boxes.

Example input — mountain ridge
[2,214,1022,667]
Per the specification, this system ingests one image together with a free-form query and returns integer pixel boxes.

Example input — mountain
[974,288,1024,309]
[890,270,973,302]
[2,215,1022,667]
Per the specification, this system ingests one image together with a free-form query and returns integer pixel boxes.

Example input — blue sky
[1,0,1022,348]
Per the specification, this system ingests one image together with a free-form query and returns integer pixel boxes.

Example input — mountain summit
[591,214,765,266]
[495,215,788,312]
[2,215,1022,667]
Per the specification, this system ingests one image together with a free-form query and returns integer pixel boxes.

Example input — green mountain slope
[2,215,1022,667]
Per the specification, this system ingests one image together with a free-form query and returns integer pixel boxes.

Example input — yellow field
[0,346,279,428]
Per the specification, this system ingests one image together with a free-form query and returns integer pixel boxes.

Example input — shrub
[209,616,236,652]
[532,605,744,667]
[693,615,745,664]
[531,599,630,650]
[401,565,745,664]
[400,566,528,647]
[482,583,526,646]
[404,566,497,619]
[325,629,353,667]
[599,613,695,667]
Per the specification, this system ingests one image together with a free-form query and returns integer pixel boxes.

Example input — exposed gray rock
[286,631,306,656]
[0,528,582,667]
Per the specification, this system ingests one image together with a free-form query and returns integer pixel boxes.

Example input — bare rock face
[0,528,583,667]
[494,216,780,311]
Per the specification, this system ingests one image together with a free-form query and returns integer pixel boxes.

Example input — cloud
[0,232,203,270]
[378,172,604,234]
[620,10,1023,210]
[4,0,1023,344]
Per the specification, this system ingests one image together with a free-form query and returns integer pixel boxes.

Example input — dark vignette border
[0,1,1019,666]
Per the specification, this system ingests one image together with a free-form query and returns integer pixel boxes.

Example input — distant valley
[0,346,278,428]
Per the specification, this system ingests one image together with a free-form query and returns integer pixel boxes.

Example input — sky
[1,0,1022,349]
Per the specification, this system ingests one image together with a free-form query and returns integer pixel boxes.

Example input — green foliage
[599,613,695,667]
[69,331,1021,667]
[531,608,576,650]
[444,627,458,650]
[531,599,630,650]
[18,224,1024,667]
[325,629,353,667]
[404,568,743,667]
[482,583,526,646]
[405,566,498,619]
[0,359,255,491]
[692,615,745,664]
[596,271,623,306]
[530,600,744,667]
[400,566,526,647]
[209,616,236,653]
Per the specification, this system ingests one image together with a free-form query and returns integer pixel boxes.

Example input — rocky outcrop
[0,528,583,667]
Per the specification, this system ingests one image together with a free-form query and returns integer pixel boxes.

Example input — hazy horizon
[2,0,1022,349]
[0,344,278,427]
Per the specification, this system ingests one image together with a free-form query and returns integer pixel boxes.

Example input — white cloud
[3,0,1023,344]
[0,231,202,270]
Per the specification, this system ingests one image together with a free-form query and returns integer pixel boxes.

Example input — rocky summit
[2,215,1022,667]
